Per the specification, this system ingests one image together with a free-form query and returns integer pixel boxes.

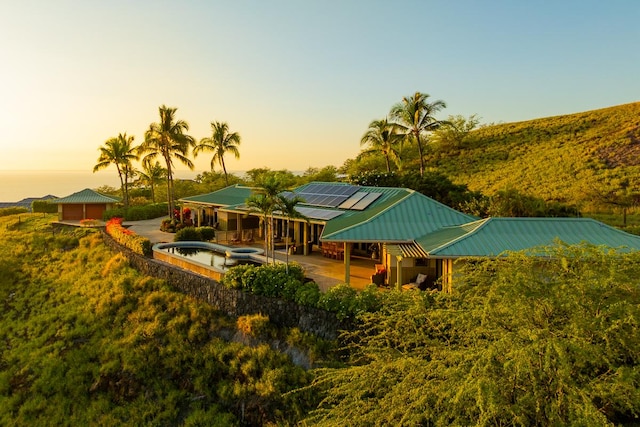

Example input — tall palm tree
[136,159,167,204]
[93,132,138,208]
[246,193,274,264]
[389,92,447,176]
[276,193,307,272]
[259,175,288,263]
[245,174,288,264]
[193,121,241,186]
[360,117,402,173]
[139,105,195,217]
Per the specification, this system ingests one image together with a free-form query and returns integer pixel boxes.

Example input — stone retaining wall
[101,232,345,339]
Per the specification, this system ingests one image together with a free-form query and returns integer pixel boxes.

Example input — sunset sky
[1,0,638,174]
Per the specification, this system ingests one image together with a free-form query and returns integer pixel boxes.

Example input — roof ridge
[422,218,490,255]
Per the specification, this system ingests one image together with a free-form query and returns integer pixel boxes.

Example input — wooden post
[344,242,351,284]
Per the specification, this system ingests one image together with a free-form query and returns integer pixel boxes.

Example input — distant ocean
[0,170,200,202]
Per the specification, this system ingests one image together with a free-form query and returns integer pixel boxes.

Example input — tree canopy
[303,243,640,426]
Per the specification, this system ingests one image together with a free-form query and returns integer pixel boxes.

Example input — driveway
[123,217,174,244]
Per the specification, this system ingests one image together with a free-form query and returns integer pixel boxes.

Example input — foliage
[0,206,29,217]
[304,243,640,425]
[0,213,314,425]
[389,91,448,177]
[31,200,57,213]
[139,105,196,217]
[194,121,241,186]
[93,132,138,208]
[460,187,579,218]
[221,262,308,300]
[301,166,339,183]
[317,283,382,321]
[105,217,152,256]
[103,203,168,221]
[237,314,276,340]
[198,226,216,241]
[174,226,201,242]
[431,113,480,150]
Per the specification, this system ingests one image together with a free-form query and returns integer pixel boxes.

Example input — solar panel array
[351,192,382,210]
[295,206,344,221]
[295,184,360,208]
[283,184,385,215]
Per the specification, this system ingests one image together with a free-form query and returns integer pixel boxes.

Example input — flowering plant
[105,217,151,256]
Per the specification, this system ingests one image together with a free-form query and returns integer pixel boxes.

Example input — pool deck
[122,218,377,291]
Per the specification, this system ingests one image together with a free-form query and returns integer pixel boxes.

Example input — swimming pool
[153,241,264,280]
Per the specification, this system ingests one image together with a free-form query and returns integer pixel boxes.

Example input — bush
[318,283,382,321]
[105,217,152,256]
[293,281,321,307]
[31,200,57,213]
[221,263,308,302]
[237,314,276,339]
[198,226,215,241]
[0,207,28,217]
[318,284,359,320]
[174,227,201,242]
[160,219,175,233]
[103,203,168,221]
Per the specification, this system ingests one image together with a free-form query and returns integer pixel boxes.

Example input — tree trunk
[415,132,425,177]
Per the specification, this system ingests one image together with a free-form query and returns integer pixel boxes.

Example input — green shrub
[174,227,201,242]
[0,207,28,217]
[220,264,254,290]
[103,203,168,221]
[318,284,359,320]
[197,226,215,241]
[31,200,57,213]
[294,281,321,307]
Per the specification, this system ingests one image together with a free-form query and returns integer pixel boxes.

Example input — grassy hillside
[430,102,640,211]
[0,214,315,425]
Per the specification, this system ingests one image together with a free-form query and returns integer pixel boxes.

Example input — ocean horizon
[0,170,203,203]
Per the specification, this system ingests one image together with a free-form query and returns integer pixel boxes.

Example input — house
[55,188,119,221]
[180,182,640,290]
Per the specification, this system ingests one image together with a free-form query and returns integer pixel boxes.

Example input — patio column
[303,223,309,255]
[344,242,351,284]
[396,256,403,291]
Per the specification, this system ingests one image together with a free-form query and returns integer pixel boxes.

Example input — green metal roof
[321,189,476,242]
[417,217,640,257]
[180,184,254,207]
[55,188,119,204]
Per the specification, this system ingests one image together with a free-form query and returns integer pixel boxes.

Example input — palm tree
[360,117,402,173]
[93,132,138,208]
[245,174,288,264]
[246,193,275,264]
[136,159,167,204]
[259,175,288,263]
[193,121,241,186]
[389,92,447,176]
[276,193,308,272]
[139,105,195,217]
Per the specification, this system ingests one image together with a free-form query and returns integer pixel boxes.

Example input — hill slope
[431,102,640,209]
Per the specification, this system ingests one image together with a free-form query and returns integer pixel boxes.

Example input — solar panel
[351,192,382,210]
[296,206,344,221]
[338,191,368,209]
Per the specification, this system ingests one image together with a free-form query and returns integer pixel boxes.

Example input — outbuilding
[56,188,119,221]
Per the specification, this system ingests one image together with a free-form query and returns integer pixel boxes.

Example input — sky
[0,0,638,174]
